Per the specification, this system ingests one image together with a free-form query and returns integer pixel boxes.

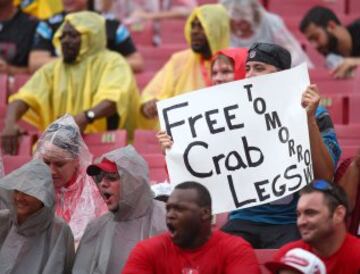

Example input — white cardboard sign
[157,64,314,214]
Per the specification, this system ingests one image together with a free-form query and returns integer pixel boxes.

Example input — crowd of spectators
[0,0,359,273]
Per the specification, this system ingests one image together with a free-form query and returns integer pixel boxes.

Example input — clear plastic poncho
[221,0,313,68]
[33,114,107,246]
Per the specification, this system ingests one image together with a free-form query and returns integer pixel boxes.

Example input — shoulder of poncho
[84,212,112,233]
[170,49,193,61]
[50,216,72,234]
[93,49,128,65]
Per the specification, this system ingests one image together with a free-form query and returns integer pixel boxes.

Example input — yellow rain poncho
[139,4,229,129]
[10,11,140,137]
[13,0,63,20]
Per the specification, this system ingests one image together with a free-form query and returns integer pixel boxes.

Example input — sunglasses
[92,171,120,184]
[310,180,343,205]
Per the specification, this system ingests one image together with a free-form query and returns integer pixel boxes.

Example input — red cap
[86,158,117,176]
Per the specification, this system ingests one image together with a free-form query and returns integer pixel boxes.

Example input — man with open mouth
[122,181,261,274]
[72,145,167,274]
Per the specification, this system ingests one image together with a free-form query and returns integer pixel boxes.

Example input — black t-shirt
[0,10,38,66]
[32,12,137,57]
[347,19,360,57]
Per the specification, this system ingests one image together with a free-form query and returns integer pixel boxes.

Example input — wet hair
[300,6,341,33]
[213,54,234,67]
[43,125,81,158]
[211,54,235,75]
[175,181,212,210]
[300,180,350,218]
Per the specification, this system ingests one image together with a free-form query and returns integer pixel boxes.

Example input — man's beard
[325,31,340,55]
[191,43,211,59]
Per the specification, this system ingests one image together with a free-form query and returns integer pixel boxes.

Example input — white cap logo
[249,50,256,59]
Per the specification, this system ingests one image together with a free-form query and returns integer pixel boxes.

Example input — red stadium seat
[133,129,162,154]
[197,0,217,4]
[320,94,348,124]
[335,124,360,145]
[340,145,359,161]
[142,153,168,183]
[317,78,356,95]
[268,0,346,16]
[158,19,187,45]
[0,74,8,106]
[83,130,127,158]
[309,67,333,81]
[139,44,187,72]
[211,212,228,230]
[347,0,360,14]
[349,95,360,124]
[136,71,156,90]
[8,73,30,95]
[255,249,278,274]
[3,155,32,174]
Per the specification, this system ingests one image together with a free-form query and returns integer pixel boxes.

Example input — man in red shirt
[274,179,360,274]
[122,181,261,274]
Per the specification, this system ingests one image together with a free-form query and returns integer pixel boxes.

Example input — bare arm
[302,84,335,180]
[73,100,117,132]
[125,51,144,73]
[331,57,360,79]
[29,50,57,72]
[1,100,30,155]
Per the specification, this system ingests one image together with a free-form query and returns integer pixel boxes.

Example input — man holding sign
[221,43,341,248]
[158,42,341,249]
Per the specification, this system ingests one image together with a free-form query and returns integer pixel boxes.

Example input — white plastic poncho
[221,0,313,67]
[33,114,107,246]
[0,159,75,274]
[73,145,167,274]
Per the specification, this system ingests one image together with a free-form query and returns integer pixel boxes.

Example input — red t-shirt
[274,234,360,274]
[122,230,261,274]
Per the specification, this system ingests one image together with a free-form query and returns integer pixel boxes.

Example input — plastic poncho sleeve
[141,54,178,103]
[42,221,75,274]
[9,63,53,131]
[92,53,140,135]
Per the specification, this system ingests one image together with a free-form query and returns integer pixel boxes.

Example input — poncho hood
[0,159,54,208]
[0,159,55,236]
[53,11,107,62]
[184,4,230,56]
[214,48,248,80]
[97,145,153,221]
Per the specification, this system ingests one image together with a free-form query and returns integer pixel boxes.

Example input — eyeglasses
[310,180,343,205]
[92,171,120,184]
